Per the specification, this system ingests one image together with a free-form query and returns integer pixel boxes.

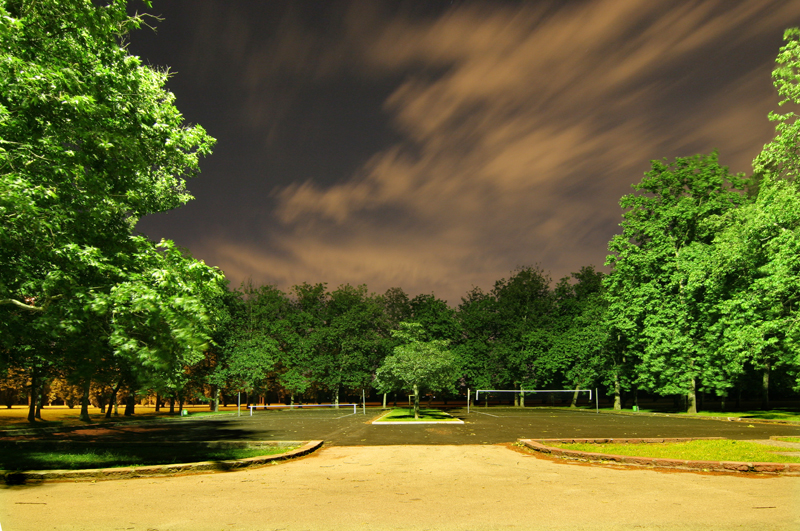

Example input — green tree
[213,283,287,405]
[0,0,220,421]
[605,152,745,412]
[492,266,553,403]
[374,322,459,419]
[529,266,611,407]
[702,30,800,405]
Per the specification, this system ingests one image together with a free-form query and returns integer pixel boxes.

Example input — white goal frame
[475,389,592,401]
[248,403,358,416]
[473,389,599,413]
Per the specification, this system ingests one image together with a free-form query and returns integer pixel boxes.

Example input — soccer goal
[247,403,359,416]
[474,389,597,411]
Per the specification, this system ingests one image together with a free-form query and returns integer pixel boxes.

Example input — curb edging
[0,440,323,484]
[518,438,800,475]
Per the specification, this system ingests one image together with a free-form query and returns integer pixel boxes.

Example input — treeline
[2,5,800,419]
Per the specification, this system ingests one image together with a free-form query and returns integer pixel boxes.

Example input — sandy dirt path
[2,444,799,531]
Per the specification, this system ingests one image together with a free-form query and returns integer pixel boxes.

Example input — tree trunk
[382,393,387,408]
[570,385,580,408]
[178,397,184,413]
[613,373,622,411]
[686,377,697,414]
[633,387,639,409]
[106,381,121,419]
[124,393,135,416]
[519,389,525,408]
[169,397,175,414]
[290,393,295,407]
[720,392,726,412]
[27,364,38,423]
[155,393,161,412]
[35,379,45,419]
[761,363,770,410]
[413,384,420,419]
[213,387,220,412]
[79,379,91,422]
[334,388,339,409]
[514,382,520,407]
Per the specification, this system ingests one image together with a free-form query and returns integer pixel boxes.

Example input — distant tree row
[2,4,799,419]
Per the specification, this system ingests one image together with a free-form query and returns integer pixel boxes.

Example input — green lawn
[374,407,457,422]
[590,406,800,422]
[774,436,800,443]
[0,445,299,471]
[547,439,800,463]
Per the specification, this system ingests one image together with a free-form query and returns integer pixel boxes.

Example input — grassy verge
[582,406,800,421]
[774,436,800,443]
[684,409,800,421]
[547,439,800,463]
[0,405,244,429]
[375,408,456,422]
[0,444,300,471]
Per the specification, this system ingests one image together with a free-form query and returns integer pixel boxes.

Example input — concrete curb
[518,438,800,475]
[0,440,323,484]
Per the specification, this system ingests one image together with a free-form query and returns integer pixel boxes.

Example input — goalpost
[474,389,598,411]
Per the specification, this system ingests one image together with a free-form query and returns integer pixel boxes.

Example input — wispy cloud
[198,0,800,302]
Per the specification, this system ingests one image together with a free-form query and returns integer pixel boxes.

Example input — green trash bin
[181,408,189,417]
[632,405,639,412]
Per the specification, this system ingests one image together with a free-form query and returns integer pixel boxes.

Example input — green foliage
[374,322,458,418]
[529,266,609,393]
[605,153,745,408]
[0,0,220,417]
[754,28,800,185]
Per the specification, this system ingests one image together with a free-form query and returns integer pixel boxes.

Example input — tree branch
[0,295,63,312]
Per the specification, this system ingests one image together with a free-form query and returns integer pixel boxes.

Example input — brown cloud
[210,0,800,303]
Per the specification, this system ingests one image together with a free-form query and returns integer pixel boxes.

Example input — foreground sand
[2,444,799,531]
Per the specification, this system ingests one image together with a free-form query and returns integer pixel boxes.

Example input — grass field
[375,407,458,422]
[0,444,300,471]
[0,405,244,429]
[774,436,800,443]
[547,439,800,463]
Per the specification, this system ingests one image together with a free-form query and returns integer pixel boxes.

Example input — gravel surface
[2,444,799,531]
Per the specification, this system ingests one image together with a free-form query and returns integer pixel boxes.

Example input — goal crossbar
[248,403,358,416]
[475,389,592,400]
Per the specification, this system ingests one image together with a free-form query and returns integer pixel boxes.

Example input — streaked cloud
[157,0,800,303]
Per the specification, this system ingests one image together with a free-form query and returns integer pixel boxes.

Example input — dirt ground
[2,444,799,531]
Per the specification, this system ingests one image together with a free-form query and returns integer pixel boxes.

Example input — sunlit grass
[375,407,456,422]
[0,445,299,471]
[774,436,800,443]
[687,409,800,421]
[0,405,241,428]
[547,439,800,463]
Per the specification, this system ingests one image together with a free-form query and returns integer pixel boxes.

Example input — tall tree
[492,266,553,400]
[0,0,220,420]
[703,29,800,406]
[605,152,745,412]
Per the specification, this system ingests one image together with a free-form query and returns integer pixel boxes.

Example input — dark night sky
[128,0,800,304]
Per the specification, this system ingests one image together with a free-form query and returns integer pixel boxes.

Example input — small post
[467,388,470,414]
[595,388,598,414]
[362,389,366,414]
[238,392,241,417]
